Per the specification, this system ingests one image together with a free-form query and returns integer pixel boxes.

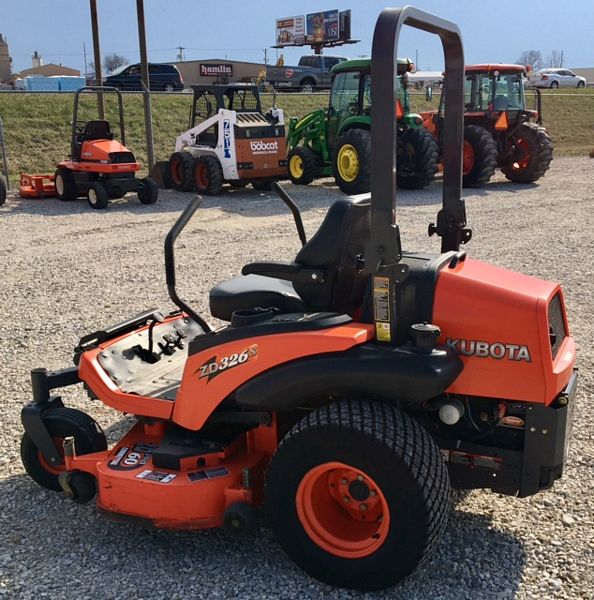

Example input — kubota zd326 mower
[54,86,158,209]
[20,8,576,592]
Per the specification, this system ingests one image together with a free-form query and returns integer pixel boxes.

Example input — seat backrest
[293,197,371,313]
[83,120,113,141]
[494,95,508,111]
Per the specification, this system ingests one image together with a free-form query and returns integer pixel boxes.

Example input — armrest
[241,262,325,284]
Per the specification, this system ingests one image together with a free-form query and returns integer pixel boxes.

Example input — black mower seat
[83,120,113,141]
[209,196,371,321]
[210,274,305,321]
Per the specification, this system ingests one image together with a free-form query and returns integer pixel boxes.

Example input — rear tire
[87,182,108,209]
[288,146,318,185]
[265,400,450,591]
[462,125,498,187]
[137,177,159,204]
[396,127,439,189]
[0,177,5,206]
[168,151,195,191]
[501,122,553,183]
[54,168,78,201]
[193,155,223,195]
[332,129,372,195]
[20,408,107,492]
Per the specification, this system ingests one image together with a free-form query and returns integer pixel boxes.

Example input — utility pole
[177,46,185,62]
[136,0,154,170]
[83,42,88,81]
[89,0,104,117]
[560,50,564,68]
[415,48,418,69]
[264,48,268,65]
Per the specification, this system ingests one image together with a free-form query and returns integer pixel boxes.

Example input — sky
[1,0,593,75]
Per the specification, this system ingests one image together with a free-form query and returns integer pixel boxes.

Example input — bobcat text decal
[196,345,259,382]
[447,338,531,362]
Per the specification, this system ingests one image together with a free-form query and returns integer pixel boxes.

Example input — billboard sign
[275,15,305,47]
[306,10,339,44]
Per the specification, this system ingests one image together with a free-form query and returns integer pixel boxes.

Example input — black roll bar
[164,197,212,332]
[368,6,468,266]
[71,86,126,156]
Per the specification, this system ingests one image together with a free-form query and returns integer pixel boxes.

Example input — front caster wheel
[265,400,450,591]
[59,470,97,504]
[87,182,109,209]
[20,407,107,491]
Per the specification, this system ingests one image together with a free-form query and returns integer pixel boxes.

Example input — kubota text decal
[196,345,259,382]
[447,338,531,362]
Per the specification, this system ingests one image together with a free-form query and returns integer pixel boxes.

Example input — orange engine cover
[433,257,574,404]
[80,139,131,162]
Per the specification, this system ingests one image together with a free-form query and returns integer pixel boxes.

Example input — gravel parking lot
[0,156,592,599]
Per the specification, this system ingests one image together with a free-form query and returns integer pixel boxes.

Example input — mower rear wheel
[396,127,439,189]
[193,155,223,195]
[265,400,450,591]
[288,146,318,185]
[54,168,78,201]
[168,151,195,192]
[137,177,159,204]
[332,129,372,194]
[501,122,553,183]
[0,177,5,206]
[87,182,109,209]
[462,125,498,187]
[21,407,107,492]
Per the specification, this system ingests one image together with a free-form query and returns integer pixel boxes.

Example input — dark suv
[104,63,184,91]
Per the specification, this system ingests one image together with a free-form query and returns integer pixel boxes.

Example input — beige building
[18,63,80,78]
[572,68,593,85]
[0,34,12,81]
[173,58,264,86]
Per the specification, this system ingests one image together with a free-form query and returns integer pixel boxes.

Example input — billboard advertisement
[275,16,305,47]
[306,10,339,44]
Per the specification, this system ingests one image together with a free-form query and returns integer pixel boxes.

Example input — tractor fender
[235,343,463,411]
[336,116,371,138]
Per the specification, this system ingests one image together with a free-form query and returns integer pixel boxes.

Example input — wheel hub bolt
[340,478,348,485]
[360,503,368,511]
[370,490,377,497]
[357,475,364,481]
[343,496,351,504]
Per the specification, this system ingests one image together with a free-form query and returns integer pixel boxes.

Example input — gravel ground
[0,157,592,599]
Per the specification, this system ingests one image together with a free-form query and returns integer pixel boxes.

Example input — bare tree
[517,50,543,70]
[103,54,129,73]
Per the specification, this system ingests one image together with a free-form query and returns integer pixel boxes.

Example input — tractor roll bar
[71,86,126,153]
[164,197,212,332]
[368,6,468,264]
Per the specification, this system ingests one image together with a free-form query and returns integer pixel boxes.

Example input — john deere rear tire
[462,125,498,188]
[288,146,318,185]
[54,168,78,201]
[265,400,451,591]
[0,177,5,206]
[332,129,371,195]
[396,127,439,189]
[137,177,159,204]
[501,122,553,184]
[21,407,107,492]
[87,182,109,209]
[168,151,195,192]
[193,155,223,195]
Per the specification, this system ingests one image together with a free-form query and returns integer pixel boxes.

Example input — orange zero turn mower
[54,86,158,209]
[20,8,577,591]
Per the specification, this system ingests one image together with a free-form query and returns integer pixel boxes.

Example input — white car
[530,68,587,88]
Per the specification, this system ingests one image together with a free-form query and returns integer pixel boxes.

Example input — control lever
[131,311,165,363]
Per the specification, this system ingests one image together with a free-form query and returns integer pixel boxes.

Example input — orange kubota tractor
[20,8,576,591]
[54,86,158,209]
[422,64,553,187]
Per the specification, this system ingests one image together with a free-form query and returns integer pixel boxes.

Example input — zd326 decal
[197,344,258,382]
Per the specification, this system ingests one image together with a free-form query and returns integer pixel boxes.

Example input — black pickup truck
[266,55,347,92]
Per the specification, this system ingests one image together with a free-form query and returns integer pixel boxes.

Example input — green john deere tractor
[286,58,438,194]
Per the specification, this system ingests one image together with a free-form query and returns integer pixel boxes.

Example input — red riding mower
[54,86,158,209]
[20,8,577,591]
